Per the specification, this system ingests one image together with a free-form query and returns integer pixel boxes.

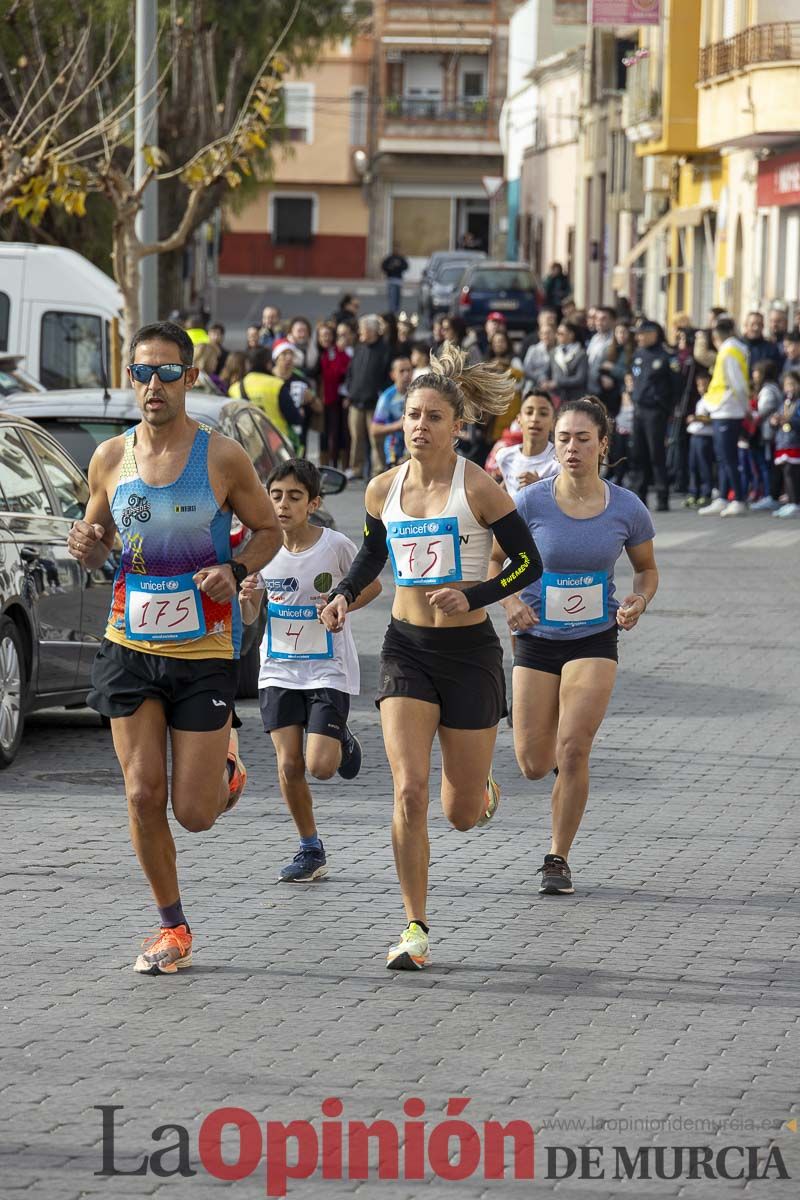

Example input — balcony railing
[699,22,800,81]
[384,96,495,122]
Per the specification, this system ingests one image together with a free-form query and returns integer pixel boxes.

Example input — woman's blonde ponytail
[407,340,515,422]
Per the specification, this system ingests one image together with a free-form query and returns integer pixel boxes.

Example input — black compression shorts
[88,639,237,731]
[376,617,506,730]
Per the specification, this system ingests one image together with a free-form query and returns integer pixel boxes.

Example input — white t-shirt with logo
[256,528,360,694]
[495,442,560,497]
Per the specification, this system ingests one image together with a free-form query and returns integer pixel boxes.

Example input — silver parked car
[0,412,100,766]
[418,250,486,323]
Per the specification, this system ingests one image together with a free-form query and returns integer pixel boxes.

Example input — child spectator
[750,360,783,510]
[770,369,800,518]
[684,367,714,508]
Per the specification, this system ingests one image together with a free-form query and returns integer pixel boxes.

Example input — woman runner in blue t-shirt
[489,396,659,896]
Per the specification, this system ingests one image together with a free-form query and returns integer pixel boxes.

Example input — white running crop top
[381,455,493,587]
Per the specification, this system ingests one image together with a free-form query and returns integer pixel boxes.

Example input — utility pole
[135,0,159,324]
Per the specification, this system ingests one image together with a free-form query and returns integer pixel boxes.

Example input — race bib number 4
[267,603,333,660]
[125,572,206,641]
[386,517,462,587]
[540,571,608,628]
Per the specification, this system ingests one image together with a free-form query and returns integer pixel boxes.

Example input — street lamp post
[135,0,159,324]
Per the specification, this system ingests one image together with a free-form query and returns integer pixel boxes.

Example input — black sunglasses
[129,363,187,384]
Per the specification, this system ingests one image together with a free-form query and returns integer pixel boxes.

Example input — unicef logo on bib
[386,517,462,587]
[540,570,609,629]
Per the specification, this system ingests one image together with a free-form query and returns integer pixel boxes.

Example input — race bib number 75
[386,517,462,587]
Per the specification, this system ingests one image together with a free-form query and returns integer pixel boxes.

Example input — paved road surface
[2,487,798,1197]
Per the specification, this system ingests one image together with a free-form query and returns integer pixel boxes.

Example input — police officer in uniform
[630,320,676,512]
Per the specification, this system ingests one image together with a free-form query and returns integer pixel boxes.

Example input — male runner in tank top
[66,321,282,974]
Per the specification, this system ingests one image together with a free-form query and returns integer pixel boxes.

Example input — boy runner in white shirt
[495,389,560,497]
[240,460,381,881]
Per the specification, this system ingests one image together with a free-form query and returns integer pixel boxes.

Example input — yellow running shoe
[226,727,247,811]
[475,773,500,828]
[386,922,430,971]
[133,924,193,975]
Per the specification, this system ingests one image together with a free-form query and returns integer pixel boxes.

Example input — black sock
[410,919,429,935]
[158,898,189,931]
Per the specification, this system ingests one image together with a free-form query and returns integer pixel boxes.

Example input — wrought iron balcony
[384,96,495,122]
[699,22,800,81]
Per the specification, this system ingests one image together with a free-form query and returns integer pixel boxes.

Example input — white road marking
[653,531,709,549]
[733,529,800,549]
[320,286,339,294]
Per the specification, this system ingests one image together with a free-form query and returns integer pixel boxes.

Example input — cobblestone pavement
[2,487,798,1198]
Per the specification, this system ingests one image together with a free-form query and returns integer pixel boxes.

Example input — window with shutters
[282,83,314,144]
[270,195,317,245]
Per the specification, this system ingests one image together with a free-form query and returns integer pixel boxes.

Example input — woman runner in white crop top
[322,343,542,972]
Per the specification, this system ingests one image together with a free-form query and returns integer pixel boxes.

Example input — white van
[0,243,123,389]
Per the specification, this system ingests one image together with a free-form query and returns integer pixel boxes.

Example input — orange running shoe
[133,924,193,975]
[226,727,247,811]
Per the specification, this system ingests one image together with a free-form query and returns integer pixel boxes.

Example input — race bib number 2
[540,571,608,629]
[387,517,462,587]
[125,572,205,641]
[267,603,333,660]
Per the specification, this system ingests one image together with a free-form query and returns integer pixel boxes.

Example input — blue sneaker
[338,726,362,780]
[279,842,328,882]
[750,496,780,511]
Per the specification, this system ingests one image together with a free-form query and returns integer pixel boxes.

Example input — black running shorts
[376,617,506,730]
[259,686,350,739]
[513,625,619,676]
[88,639,237,731]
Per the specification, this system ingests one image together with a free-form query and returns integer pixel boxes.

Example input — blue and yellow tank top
[104,425,242,659]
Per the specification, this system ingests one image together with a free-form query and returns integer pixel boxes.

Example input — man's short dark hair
[129,321,194,367]
[391,354,412,369]
[713,317,736,339]
[246,347,271,374]
[266,458,321,500]
[209,323,225,336]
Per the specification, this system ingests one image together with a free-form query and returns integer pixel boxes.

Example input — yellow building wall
[697,64,800,149]
[636,0,700,157]
[667,156,727,326]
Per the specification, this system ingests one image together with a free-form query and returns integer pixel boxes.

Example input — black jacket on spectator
[631,345,676,415]
[346,340,392,409]
[743,336,783,372]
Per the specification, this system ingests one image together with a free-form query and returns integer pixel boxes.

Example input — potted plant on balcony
[386,95,401,116]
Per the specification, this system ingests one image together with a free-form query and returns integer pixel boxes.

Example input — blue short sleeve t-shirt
[515,477,655,640]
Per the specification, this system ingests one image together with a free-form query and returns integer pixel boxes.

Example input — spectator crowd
[174,286,800,519]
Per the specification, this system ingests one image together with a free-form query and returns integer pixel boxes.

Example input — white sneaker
[720,500,747,517]
[386,922,430,971]
[698,497,727,514]
[774,503,800,519]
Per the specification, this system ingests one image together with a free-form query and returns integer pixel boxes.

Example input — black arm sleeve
[328,511,389,606]
[462,509,542,612]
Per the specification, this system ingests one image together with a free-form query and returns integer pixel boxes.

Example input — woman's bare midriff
[391,583,487,629]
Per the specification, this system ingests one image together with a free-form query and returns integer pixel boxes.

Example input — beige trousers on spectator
[348,406,373,475]
[368,420,388,477]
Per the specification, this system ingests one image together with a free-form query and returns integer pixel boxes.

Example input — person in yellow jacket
[698,316,750,517]
[228,344,304,449]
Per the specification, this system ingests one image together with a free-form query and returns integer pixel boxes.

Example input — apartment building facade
[366,0,515,277]
[218,35,373,279]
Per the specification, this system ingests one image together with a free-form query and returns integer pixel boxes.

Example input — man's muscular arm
[66,440,120,569]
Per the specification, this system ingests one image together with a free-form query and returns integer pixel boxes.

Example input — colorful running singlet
[104,424,242,660]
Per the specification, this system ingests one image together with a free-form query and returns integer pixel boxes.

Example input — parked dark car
[0,412,105,766]
[452,261,540,334]
[1,390,347,703]
[417,250,486,323]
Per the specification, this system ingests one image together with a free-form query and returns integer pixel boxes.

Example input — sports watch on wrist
[230,560,248,592]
